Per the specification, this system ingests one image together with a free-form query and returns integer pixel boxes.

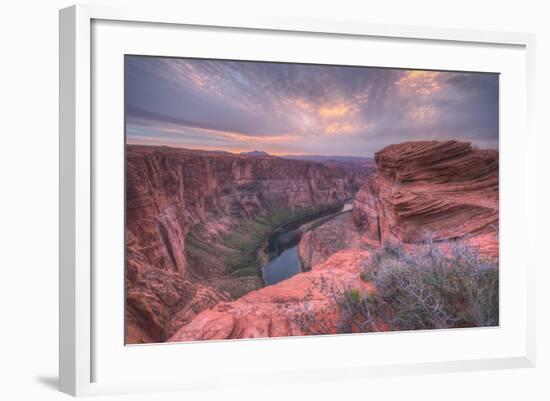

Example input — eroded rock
[374,141,498,257]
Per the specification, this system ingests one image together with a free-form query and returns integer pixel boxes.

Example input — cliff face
[168,249,376,342]
[168,140,499,342]
[351,175,381,244]
[126,145,363,343]
[298,213,366,271]
[373,141,499,256]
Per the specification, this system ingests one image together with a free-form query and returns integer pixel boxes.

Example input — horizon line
[125,139,377,158]
[126,138,498,158]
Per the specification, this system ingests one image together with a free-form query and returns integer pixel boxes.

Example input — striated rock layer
[373,140,499,256]
[125,145,365,343]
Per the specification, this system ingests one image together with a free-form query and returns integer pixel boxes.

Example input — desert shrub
[344,288,361,305]
[360,270,375,282]
[293,237,498,335]
[381,241,405,259]
[362,238,499,330]
[291,275,384,335]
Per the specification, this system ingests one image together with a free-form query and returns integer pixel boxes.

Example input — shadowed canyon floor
[126,141,499,343]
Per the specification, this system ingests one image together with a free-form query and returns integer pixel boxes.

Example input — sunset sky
[125,56,499,156]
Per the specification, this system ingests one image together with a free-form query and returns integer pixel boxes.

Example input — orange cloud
[395,71,442,96]
[319,104,352,118]
[282,96,367,136]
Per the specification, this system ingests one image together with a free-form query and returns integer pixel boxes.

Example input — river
[261,200,353,285]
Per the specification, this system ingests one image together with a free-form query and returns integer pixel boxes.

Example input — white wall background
[0,0,547,399]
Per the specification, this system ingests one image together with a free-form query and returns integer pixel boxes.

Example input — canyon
[125,145,370,343]
[126,140,499,343]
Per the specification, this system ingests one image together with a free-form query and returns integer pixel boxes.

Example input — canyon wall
[126,145,364,343]
[298,213,366,271]
[169,140,499,341]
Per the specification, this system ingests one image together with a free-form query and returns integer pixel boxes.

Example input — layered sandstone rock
[298,213,366,271]
[125,266,231,343]
[374,141,498,256]
[125,145,364,343]
[168,250,374,342]
[352,175,381,244]
[297,176,383,272]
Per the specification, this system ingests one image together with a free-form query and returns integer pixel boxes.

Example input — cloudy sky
[125,56,498,157]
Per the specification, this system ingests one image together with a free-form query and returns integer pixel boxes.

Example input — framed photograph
[59,4,536,396]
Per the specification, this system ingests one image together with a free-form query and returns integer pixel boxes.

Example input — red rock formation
[125,145,364,343]
[168,250,375,342]
[352,175,381,245]
[298,213,365,270]
[125,261,232,343]
[374,141,498,257]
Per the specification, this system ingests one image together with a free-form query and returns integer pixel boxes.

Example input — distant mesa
[239,150,271,157]
[207,150,233,155]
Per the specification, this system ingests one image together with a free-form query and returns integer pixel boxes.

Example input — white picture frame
[59,3,536,397]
